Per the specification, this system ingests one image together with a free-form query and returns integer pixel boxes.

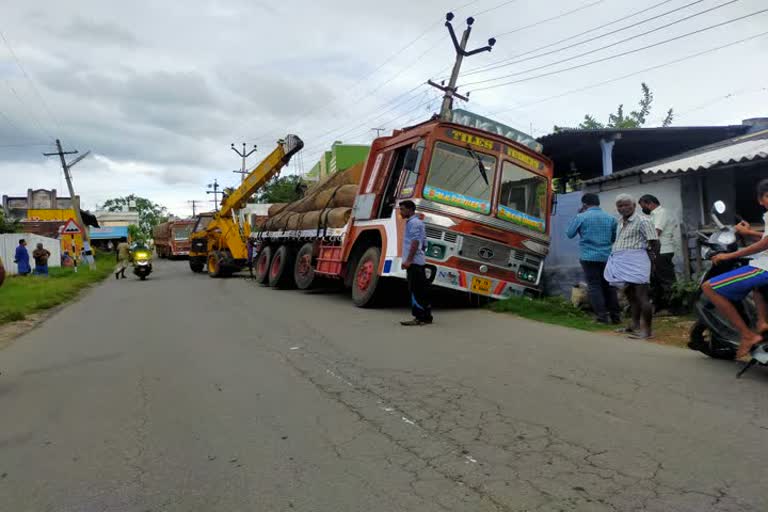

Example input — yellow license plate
[470,276,493,295]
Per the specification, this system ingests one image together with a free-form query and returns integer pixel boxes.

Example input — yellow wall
[26,209,84,255]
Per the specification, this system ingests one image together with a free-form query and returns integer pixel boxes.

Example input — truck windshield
[174,225,192,240]
[497,161,548,233]
[423,142,497,214]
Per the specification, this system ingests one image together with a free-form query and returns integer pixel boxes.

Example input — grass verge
[489,295,695,347]
[0,255,114,325]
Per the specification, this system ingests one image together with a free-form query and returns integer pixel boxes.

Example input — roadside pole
[231,142,257,182]
[43,139,95,270]
[428,13,496,121]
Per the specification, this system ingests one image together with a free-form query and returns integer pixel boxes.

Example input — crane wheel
[293,243,315,290]
[254,246,273,284]
[207,252,223,278]
[268,245,296,289]
[189,258,205,273]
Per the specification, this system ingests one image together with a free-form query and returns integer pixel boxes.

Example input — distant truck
[153,220,195,258]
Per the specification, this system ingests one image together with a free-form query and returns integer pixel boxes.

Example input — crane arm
[218,134,304,218]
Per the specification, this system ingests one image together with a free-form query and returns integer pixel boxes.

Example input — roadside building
[539,118,768,297]
[306,141,370,181]
[2,189,99,259]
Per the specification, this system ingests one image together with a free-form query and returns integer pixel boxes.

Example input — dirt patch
[0,312,46,351]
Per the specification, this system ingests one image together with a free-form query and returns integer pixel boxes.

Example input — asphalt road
[1,259,766,512]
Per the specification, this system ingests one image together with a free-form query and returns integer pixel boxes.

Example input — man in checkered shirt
[604,194,660,339]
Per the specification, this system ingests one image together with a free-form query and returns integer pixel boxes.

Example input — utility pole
[371,127,386,137]
[231,142,257,182]
[43,139,94,269]
[206,179,221,211]
[428,12,496,121]
[187,200,204,217]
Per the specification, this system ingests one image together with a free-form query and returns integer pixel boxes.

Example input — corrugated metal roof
[641,137,768,174]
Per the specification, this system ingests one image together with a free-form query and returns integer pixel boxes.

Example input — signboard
[60,218,82,235]
[451,109,543,153]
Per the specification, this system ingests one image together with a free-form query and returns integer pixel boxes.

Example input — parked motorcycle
[132,248,153,281]
[688,201,768,377]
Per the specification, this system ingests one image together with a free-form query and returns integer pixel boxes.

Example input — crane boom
[219,134,304,218]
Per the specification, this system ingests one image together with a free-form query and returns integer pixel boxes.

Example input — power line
[0,29,60,135]
[461,0,679,77]
[470,7,768,92]
[489,30,768,117]
[473,0,523,17]
[3,80,51,139]
[462,0,706,78]
[497,0,607,37]
[465,0,745,87]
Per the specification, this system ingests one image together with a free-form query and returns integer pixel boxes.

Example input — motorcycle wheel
[140,275,146,281]
[688,320,736,360]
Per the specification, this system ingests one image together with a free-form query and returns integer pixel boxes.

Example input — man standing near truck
[399,200,433,326]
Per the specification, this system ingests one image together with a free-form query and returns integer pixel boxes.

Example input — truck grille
[458,236,512,268]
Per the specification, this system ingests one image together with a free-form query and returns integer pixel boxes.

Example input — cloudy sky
[1,0,766,217]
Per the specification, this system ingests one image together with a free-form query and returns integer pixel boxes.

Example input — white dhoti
[604,249,651,288]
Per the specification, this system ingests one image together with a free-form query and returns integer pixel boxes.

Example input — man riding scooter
[702,179,768,359]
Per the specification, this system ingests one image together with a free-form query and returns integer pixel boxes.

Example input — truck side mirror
[403,148,420,174]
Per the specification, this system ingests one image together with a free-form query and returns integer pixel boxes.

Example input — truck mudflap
[382,259,538,299]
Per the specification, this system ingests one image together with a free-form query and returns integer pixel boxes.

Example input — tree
[256,175,306,203]
[557,83,674,131]
[0,210,20,234]
[127,224,143,242]
[100,195,170,239]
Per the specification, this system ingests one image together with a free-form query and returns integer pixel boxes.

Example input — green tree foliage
[127,224,143,242]
[558,83,674,131]
[0,210,20,233]
[256,175,306,203]
[100,195,169,239]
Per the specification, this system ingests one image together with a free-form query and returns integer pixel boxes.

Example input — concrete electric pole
[187,200,204,217]
[206,179,221,211]
[231,142,257,182]
[371,127,386,137]
[43,139,94,269]
[428,13,496,121]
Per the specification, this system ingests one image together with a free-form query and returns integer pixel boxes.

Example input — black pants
[407,265,433,322]
[652,253,676,308]
[580,260,620,322]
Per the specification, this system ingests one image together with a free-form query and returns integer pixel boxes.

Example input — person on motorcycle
[702,178,768,359]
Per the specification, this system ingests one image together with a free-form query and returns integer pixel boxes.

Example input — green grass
[489,295,610,332]
[0,254,114,325]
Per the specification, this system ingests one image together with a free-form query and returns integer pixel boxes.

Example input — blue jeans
[34,264,49,276]
[580,260,620,322]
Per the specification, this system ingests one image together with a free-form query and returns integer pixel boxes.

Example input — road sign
[61,218,82,235]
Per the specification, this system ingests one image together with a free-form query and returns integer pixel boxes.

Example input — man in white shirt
[639,195,678,310]
[703,179,768,359]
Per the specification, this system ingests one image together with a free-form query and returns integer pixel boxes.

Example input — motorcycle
[132,248,153,281]
[688,201,768,377]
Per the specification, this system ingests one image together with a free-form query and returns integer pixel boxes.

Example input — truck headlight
[427,242,446,259]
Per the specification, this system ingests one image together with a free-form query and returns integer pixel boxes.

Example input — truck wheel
[294,243,315,290]
[207,252,223,278]
[352,246,382,308]
[269,245,296,289]
[254,246,272,284]
[189,258,204,273]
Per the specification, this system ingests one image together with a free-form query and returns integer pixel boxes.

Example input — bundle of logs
[261,162,364,231]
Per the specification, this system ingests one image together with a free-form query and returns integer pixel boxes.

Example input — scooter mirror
[713,200,726,214]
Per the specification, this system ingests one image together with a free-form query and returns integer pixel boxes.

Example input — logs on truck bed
[268,203,288,216]
[262,207,352,231]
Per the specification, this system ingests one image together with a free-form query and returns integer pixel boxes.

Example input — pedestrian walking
[399,200,433,326]
[604,194,660,339]
[32,243,51,276]
[638,194,678,311]
[566,193,621,324]
[115,237,130,279]
[14,239,31,276]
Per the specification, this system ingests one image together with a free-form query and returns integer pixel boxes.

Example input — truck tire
[254,246,273,284]
[208,251,224,278]
[293,243,315,290]
[189,258,205,273]
[351,246,382,308]
[269,245,296,289]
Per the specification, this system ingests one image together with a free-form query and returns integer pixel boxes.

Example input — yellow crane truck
[188,134,303,277]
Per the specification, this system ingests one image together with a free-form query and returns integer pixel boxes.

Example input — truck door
[377,139,425,219]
